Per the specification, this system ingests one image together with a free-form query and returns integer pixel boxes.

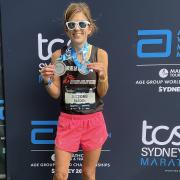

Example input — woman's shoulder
[98,48,108,56]
[91,44,108,56]
[95,46,108,62]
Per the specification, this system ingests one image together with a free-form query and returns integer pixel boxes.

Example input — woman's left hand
[87,62,106,80]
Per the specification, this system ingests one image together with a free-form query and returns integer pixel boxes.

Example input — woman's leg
[82,147,102,180]
[53,147,73,180]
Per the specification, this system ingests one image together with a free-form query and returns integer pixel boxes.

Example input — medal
[54,48,71,76]
[54,42,92,76]
[54,61,66,76]
[78,65,90,75]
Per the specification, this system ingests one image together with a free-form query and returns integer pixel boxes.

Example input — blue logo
[31,120,112,145]
[137,30,172,58]
[31,120,57,144]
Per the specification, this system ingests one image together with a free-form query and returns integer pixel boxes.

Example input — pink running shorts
[55,111,108,152]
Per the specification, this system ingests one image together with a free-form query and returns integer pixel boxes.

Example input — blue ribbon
[57,42,91,74]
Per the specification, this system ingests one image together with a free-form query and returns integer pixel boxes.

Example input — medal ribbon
[56,42,91,74]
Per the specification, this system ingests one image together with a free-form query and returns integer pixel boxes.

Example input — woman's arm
[96,48,109,97]
[87,48,109,97]
[40,50,62,99]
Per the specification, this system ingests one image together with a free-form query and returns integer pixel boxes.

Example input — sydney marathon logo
[139,120,180,172]
[135,29,180,93]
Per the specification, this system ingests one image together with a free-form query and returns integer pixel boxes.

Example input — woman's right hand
[39,64,55,82]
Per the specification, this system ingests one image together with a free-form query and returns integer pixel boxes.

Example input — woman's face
[66,12,92,46]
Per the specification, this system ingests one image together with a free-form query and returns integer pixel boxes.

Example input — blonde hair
[64,2,98,36]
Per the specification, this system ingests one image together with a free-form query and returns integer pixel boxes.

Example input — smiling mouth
[72,32,83,36]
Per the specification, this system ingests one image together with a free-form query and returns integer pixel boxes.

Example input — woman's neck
[71,41,88,53]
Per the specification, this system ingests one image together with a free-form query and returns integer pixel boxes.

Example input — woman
[40,2,109,180]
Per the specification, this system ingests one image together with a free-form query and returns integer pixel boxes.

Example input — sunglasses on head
[66,20,90,30]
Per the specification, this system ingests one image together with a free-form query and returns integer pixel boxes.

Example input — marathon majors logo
[140,120,180,170]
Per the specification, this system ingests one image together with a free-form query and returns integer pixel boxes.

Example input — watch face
[54,61,66,76]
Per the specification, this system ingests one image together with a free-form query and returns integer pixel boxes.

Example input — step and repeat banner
[1,0,180,179]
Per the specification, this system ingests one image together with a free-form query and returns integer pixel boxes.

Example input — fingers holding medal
[39,63,55,81]
[87,62,106,78]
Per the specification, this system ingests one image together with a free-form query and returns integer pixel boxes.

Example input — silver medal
[78,65,90,75]
[78,50,90,75]
[54,61,66,76]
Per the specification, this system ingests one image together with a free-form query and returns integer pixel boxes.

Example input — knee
[53,171,68,180]
[82,168,96,179]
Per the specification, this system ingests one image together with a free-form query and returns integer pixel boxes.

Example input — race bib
[65,92,95,104]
